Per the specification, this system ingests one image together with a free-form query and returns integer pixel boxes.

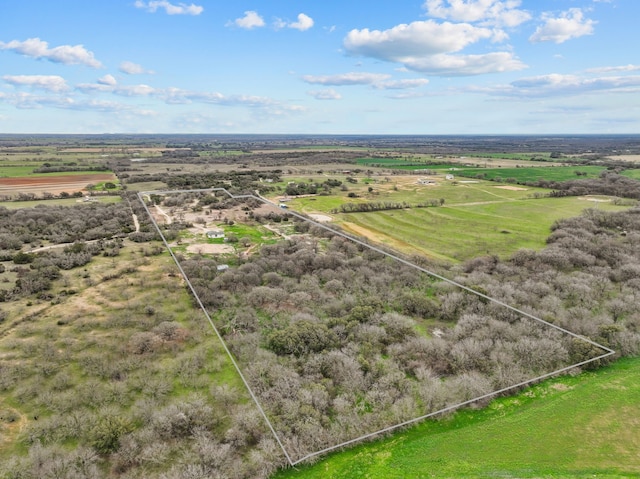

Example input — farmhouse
[206,229,225,239]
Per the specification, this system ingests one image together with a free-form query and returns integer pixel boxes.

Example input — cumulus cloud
[424,0,531,27]
[119,61,154,75]
[302,72,391,86]
[97,74,117,86]
[229,11,265,29]
[529,8,595,44]
[343,21,525,75]
[307,89,342,100]
[0,37,103,68]
[134,1,203,15]
[3,75,69,92]
[275,13,315,31]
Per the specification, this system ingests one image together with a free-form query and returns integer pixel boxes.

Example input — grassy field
[279,178,630,262]
[354,159,609,182]
[124,181,169,192]
[274,356,640,479]
[338,196,627,262]
[621,169,640,180]
[454,166,606,182]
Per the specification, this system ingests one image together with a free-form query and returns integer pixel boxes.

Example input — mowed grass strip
[274,357,640,479]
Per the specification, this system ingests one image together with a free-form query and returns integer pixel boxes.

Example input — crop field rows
[139,188,615,466]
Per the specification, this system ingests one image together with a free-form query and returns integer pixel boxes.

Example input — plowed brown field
[0,173,117,196]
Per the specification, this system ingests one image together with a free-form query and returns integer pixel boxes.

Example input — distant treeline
[32,165,110,174]
[537,172,640,200]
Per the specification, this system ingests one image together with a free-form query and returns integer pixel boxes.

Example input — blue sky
[0,0,638,134]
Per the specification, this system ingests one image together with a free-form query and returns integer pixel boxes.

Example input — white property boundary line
[138,187,615,467]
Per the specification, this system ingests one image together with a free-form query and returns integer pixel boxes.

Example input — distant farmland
[454,165,607,183]
[356,158,614,183]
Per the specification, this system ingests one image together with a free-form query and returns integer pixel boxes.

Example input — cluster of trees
[333,199,443,214]
[31,164,110,174]
[121,170,281,195]
[541,172,640,200]
[174,205,640,461]
[0,202,134,247]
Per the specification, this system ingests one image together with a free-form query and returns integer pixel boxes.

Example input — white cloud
[307,89,342,100]
[345,21,493,59]
[586,64,640,74]
[76,79,156,97]
[0,37,103,68]
[529,8,595,44]
[403,51,525,75]
[302,72,391,86]
[280,13,314,31]
[375,79,429,90]
[119,61,154,75]
[3,75,69,92]
[230,11,265,29]
[97,74,117,86]
[134,1,203,15]
[424,0,531,27]
[479,73,640,98]
[387,91,428,100]
[343,21,525,75]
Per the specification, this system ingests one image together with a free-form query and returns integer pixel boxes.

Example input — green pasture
[621,169,640,180]
[455,166,606,183]
[275,356,640,479]
[123,181,168,192]
[353,160,607,182]
[338,196,627,262]
[0,196,121,209]
[286,180,545,213]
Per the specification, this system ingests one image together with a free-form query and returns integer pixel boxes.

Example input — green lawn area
[274,356,640,479]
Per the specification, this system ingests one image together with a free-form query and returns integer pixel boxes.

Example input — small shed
[206,229,225,239]
[445,174,455,180]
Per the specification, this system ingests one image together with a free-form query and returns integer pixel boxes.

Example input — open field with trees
[1,134,640,478]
